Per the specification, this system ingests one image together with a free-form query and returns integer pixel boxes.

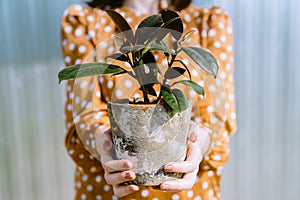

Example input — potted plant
[58,9,219,186]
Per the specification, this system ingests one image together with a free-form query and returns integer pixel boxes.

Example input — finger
[102,159,133,173]
[164,143,202,173]
[161,169,198,191]
[104,171,135,185]
[189,121,200,143]
[104,128,112,141]
[113,184,139,198]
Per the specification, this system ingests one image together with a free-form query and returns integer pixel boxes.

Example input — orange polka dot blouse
[61,4,237,200]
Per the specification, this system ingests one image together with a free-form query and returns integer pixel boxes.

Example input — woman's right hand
[95,128,140,198]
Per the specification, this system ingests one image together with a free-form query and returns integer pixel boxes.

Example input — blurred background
[0,0,300,199]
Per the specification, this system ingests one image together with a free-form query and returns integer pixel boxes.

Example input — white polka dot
[75,96,80,104]
[115,89,123,97]
[75,28,83,37]
[81,193,86,200]
[112,196,118,200]
[196,18,202,24]
[220,53,227,60]
[79,154,85,159]
[126,17,133,23]
[187,190,194,198]
[96,91,101,98]
[104,26,112,32]
[124,79,132,88]
[107,46,115,54]
[215,98,221,106]
[79,123,85,129]
[141,189,149,197]
[81,175,88,182]
[201,30,207,38]
[67,104,72,111]
[95,195,102,200]
[210,116,217,124]
[95,175,102,183]
[226,64,231,70]
[194,196,202,200]
[189,90,196,98]
[107,81,114,89]
[65,26,73,33]
[152,198,159,200]
[74,115,80,123]
[87,15,94,22]
[79,45,87,54]
[213,155,221,161]
[209,189,214,196]
[80,80,88,89]
[220,71,226,79]
[86,184,93,191]
[209,84,216,93]
[218,22,225,29]
[172,194,180,200]
[74,5,82,11]
[215,8,223,14]
[184,14,191,22]
[134,93,141,99]
[89,166,96,173]
[64,56,71,63]
[202,181,208,189]
[81,100,87,108]
[208,170,214,177]
[227,45,233,52]
[100,41,108,48]
[231,112,236,119]
[198,80,205,87]
[68,149,74,155]
[103,184,110,192]
[94,112,103,120]
[75,58,81,64]
[192,69,199,77]
[229,93,234,101]
[68,43,76,51]
[207,106,214,113]
[208,29,216,37]
[88,30,95,38]
[220,35,227,42]
[227,26,233,34]
[76,181,81,188]
[213,41,221,48]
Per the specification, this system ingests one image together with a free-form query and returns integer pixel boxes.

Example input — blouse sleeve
[196,7,238,171]
[61,4,111,164]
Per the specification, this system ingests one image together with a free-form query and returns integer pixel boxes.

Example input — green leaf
[147,42,175,55]
[165,67,186,79]
[181,46,219,78]
[176,80,205,96]
[105,10,134,43]
[182,30,196,42]
[105,53,128,61]
[174,60,192,80]
[120,44,146,53]
[58,62,124,83]
[161,88,188,112]
[161,10,183,40]
[136,14,164,44]
[137,14,163,28]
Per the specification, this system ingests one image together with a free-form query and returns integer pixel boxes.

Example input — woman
[61,0,237,199]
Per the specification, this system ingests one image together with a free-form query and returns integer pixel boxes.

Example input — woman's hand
[95,128,139,198]
[160,121,209,191]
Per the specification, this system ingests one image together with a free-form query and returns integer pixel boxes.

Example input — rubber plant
[58,9,219,112]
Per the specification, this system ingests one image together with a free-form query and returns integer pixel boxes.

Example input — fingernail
[125,172,134,180]
[190,132,197,142]
[123,162,132,169]
[161,183,170,190]
[104,140,111,150]
[164,164,173,170]
[130,185,139,191]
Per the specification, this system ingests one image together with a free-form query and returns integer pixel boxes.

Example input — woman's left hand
[160,121,209,191]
